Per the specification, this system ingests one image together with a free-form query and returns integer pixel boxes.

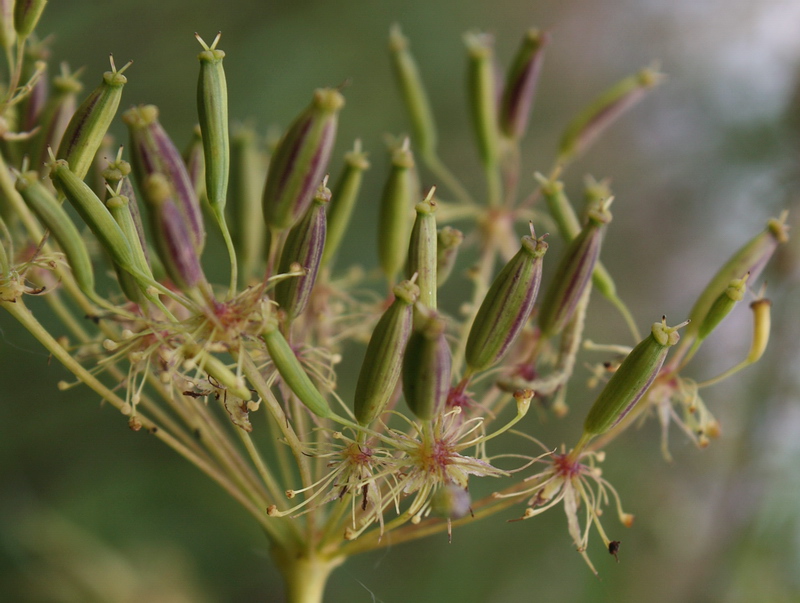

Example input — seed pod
[500,29,549,140]
[49,159,138,274]
[13,0,47,39]
[196,33,229,224]
[229,125,266,283]
[389,24,437,158]
[431,483,471,519]
[537,198,612,338]
[20,41,51,133]
[584,317,686,436]
[274,182,328,320]
[183,125,206,200]
[746,298,771,363]
[403,312,451,421]
[262,317,331,418]
[466,228,548,372]
[15,171,95,295]
[262,88,343,231]
[558,65,663,164]
[406,189,437,309]
[106,188,154,304]
[28,65,82,173]
[464,31,500,171]
[436,226,463,288]
[57,57,130,181]
[696,274,748,341]
[379,139,416,282]
[103,155,150,268]
[123,104,206,254]
[686,213,788,339]
[321,140,369,268]
[354,279,419,426]
[0,0,15,51]
[144,173,204,292]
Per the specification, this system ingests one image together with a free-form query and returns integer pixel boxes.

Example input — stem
[422,152,476,207]
[272,547,344,603]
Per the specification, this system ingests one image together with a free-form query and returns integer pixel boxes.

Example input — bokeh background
[2,0,800,601]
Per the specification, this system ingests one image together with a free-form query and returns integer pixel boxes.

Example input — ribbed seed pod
[275,182,329,321]
[183,125,205,201]
[102,155,149,265]
[584,317,685,436]
[499,29,549,140]
[123,104,206,254]
[321,140,369,269]
[354,280,419,426]
[229,125,266,283]
[696,274,748,341]
[379,140,416,283]
[106,189,154,305]
[464,31,500,171]
[262,317,331,418]
[15,171,95,296]
[49,159,138,275]
[537,198,612,338]
[436,226,463,287]
[29,65,82,173]
[57,57,130,181]
[262,88,343,231]
[13,0,47,38]
[388,24,437,158]
[466,229,548,372]
[196,33,229,224]
[406,191,437,309]
[144,173,204,292]
[402,312,451,422]
[558,66,663,164]
[685,214,788,339]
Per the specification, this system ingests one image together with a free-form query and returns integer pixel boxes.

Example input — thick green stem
[272,547,344,603]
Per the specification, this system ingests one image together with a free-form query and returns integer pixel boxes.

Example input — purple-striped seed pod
[402,311,451,422]
[123,104,206,254]
[144,173,205,292]
[183,124,206,202]
[29,64,82,172]
[262,88,343,231]
[499,29,549,140]
[20,41,51,132]
[274,181,329,321]
[354,279,419,427]
[466,227,548,372]
[57,56,130,181]
[537,198,612,338]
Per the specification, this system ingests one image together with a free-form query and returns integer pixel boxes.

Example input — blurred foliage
[2,0,799,601]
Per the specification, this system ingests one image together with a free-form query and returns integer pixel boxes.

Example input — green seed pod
[696,274,748,341]
[103,155,151,268]
[106,189,154,305]
[584,317,685,436]
[379,140,416,282]
[500,29,549,141]
[20,41,50,132]
[464,31,500,171]
[13,0,47,39]
[57,57,130,181]
[537,198,612,338]
[558,65,663,165]
[29,64,82,173]
[229,124,266,283]
[402,311,451,422]
[0,0,16,51]
[262,88,343,231]
[436,226,463,288]
[262,317,331,418]
[123,104,206,254]
[275,182,329,321]
[321,140,369,269]
[144,173,205,292]
[747,297,771,364]
[406,190,437,309]
[49,159,138,274]
[196,33,229,224]
[389,24,437,158]
[354,279,419,426]
[15,171,95,296]
[466,228,548,372]
[183,124,206,201]
[686,213,788,339]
